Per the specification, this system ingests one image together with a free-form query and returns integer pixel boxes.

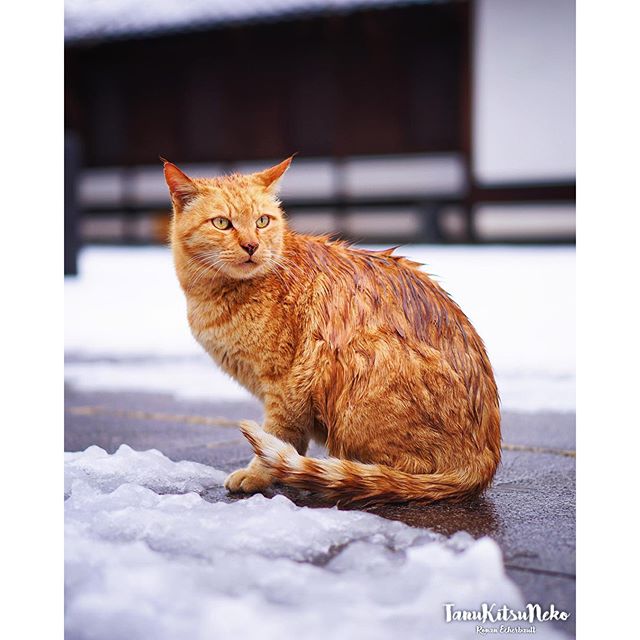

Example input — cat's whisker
[267,251,296,271]
[186,252,217,273]
[269,254,306,281]
[187,254,215,278]
[208,259,229,281]
[202,257,230,283]
[186,253,226,287]
[266,258,290,289]
[192,262,216,286]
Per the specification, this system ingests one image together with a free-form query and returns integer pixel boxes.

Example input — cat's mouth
[230,256,265,277]
[236,258,261,270]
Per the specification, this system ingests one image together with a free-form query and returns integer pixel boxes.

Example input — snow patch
[65,444,227,495]
[65,446,566,640]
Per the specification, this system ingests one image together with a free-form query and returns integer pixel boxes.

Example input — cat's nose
[241,242,259,256]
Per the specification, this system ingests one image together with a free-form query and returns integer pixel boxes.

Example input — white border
[1,1,63,637]
[577,1,640,637]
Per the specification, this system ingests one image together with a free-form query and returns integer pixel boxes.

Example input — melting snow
[65,446,566,640]
[65,444,227,495]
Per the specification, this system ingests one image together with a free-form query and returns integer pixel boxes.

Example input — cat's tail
[239,421,492,506]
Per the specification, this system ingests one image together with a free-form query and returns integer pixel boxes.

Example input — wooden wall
[65,3,468,167]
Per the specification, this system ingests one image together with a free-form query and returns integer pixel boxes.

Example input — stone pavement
[65,386,576,637]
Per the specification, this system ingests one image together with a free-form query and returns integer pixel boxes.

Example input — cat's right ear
[161,158,198,211]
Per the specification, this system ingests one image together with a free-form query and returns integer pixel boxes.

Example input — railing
[74,154,576,245]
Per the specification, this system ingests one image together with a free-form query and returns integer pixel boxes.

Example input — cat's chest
[186,296,274,395]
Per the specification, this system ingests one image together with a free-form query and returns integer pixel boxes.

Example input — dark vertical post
[64,131,81,276]
[122,166,137,245]
[417,201,443,243]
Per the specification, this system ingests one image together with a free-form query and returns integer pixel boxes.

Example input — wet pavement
[65,387,576,637]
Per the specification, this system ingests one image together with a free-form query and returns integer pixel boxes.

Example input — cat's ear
[253,155,295,192]
[162,158,198,210]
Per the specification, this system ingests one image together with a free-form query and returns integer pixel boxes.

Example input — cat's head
[164,157,293,281]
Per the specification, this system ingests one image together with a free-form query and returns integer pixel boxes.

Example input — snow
[65,246,575,412]
[65,444,227,495]
[65,356,252,402]
[65,248,195,357]
[65,446,566,640]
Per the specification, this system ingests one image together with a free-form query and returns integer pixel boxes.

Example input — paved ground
[65,386,576,637]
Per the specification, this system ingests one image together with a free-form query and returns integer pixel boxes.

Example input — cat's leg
[225,392,311,494]
[223,454,273,493]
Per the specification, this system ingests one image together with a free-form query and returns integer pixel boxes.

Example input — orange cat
[164,157,501,505]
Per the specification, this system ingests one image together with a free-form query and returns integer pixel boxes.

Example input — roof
[65,0,435,44]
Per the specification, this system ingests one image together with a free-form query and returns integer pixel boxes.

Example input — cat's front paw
[224,464,272,494]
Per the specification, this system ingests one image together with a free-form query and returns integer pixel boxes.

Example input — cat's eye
[211,216,232,230]
[256,215,270,229]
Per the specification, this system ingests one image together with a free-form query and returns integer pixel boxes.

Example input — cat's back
[288,235,482,357]
[289,234,498,433]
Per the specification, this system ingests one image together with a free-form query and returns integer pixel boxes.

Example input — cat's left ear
[253,155,295,193]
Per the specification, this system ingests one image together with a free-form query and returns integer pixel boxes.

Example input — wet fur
[165,157,501,505]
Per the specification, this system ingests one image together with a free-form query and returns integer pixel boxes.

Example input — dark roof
[65,0,436,44]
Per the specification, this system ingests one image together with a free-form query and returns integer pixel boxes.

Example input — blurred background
[64,0,575,276]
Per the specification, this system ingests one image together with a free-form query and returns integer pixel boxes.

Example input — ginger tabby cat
[164,157,501,506]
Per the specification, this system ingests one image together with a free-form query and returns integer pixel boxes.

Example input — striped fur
[165,157,501,505]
